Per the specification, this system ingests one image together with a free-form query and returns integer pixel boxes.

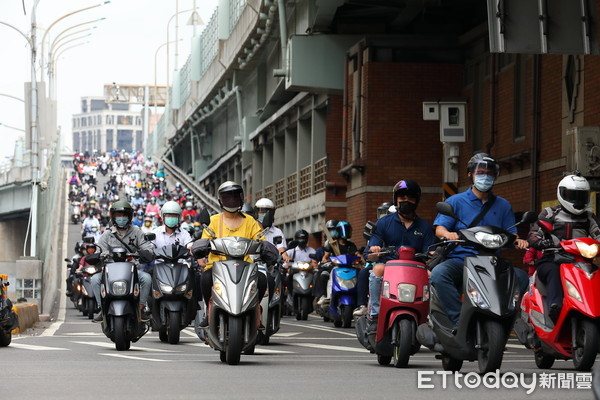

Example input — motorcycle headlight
[224,240,249,258]
[337,277,356,290]
[474,232,508,249]
[575,241,599,259]
[84,267,96,275]
[175,283,187,293]
[213,279,226,298]
[382,281,390,299]
[467,279,490,309]
[159,282,173,294]
[111,281,128,296]
[566,280,583,302]
[271,286,281,303]
[81,285,88,296]
[398,283,416,303]
[295,262,311,271]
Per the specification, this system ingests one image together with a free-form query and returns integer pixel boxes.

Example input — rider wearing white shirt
[151,201,193,249]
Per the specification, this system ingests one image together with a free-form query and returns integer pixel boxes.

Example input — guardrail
[161,157,220,213]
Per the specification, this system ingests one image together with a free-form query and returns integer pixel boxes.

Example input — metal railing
[180,56,192,103]
[161,157,220,213]
[200,10,218,78]
[229,0,247,34]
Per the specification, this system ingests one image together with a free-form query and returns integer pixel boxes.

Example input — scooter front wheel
[86,298,95,320]
[0,329,11,347]
[226,316,243,365]
[377,354,391,365]
[167,311,181,345]
[113,316,131,351]
[392,319,413,368]
[573,319,599,371]
[477,320,506,373]
[534,350,555,369]
[341,305,353,328]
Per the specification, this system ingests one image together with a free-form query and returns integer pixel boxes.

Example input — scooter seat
[534,275,547,297]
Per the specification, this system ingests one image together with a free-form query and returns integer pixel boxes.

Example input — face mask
[165,216,179,228]
[329,230,339,239]
[115,217,129,228]
[398,201,417,216]
[144,221,151,227]
[91,227,97,232]
[474,174,495,192]
[194,227,201,232]
[257,213,265,223]
[297,240,307,249]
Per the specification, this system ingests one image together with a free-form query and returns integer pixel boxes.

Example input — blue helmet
[336,221,352,240]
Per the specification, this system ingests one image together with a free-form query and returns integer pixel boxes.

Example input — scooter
[71,201,81,224]
[417,202,537,373]
[514,232,600,371]
[90,247,149,351]
[192,210,265,365]
[150,243,197,345]
[288,260,316,321]
[0,274,18,346]
[256,262,283,345]
[100,162,108,176]
[79,263,102,320]
[320,254,361,328]
[356,222,429,367]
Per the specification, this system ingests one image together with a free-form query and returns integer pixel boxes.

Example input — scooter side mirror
[198,208,211,226]
[83,236,95,244]
[273,236,283,245]
[363,232,373,241]
[364,221,376,234]
[261,209,274,228]
[144,233,156,241]
[86,253,101,265]
[65,258,71,263]
[520,211,538,225]
[435,202,456,218]
[308,253,318,261]
[287,240,298,250]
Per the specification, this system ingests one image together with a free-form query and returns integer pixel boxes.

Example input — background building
[72,96,144,153]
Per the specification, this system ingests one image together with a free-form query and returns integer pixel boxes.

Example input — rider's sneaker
[366,315,378,334]
[93,313,103,323]
[353,305,367,317]
[317,296,330,306]
[549,303,561,323]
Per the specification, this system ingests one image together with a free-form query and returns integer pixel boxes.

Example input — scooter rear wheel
[299,297,310,321]
[392,319,413,368]
[573,319,599,371]
[86,298,95,320]
[377,354,391,365]
[534,350,555,369]
[159,327,168,342]
[220,351,227,363]
[477,320,506,373]
[0,329,11,347]
[441,354,463,371]
[341,305,353,328]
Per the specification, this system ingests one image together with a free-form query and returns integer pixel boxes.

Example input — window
[106,115,114,125]
[16,279,41,299]
[118,115,132,125]
[90,99,106,111]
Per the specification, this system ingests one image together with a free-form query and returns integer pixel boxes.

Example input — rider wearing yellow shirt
[196,181,274,327]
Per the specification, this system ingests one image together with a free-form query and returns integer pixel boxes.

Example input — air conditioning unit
[566,126,600,176]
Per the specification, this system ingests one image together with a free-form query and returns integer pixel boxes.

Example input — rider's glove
[532,238,554,250]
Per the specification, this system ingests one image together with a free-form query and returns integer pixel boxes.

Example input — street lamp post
[165,7,198,87]
[0,122,26,133]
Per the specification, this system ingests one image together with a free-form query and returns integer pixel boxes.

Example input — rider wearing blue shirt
[430,153,529,326]
[366,180,435,331]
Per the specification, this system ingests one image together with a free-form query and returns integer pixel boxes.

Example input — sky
[0,0,218,158]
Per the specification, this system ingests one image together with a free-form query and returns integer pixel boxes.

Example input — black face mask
[398,201,417,216]
[297,240,307,249]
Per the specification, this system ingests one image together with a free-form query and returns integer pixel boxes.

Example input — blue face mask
[165,216,179,228]
[115,217,129,228]
[474,175,495,192]
[257,213,265,224]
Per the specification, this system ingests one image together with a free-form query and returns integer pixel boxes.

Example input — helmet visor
[221,191,242,209]
[471,161,499,177]
[559,187,589,209]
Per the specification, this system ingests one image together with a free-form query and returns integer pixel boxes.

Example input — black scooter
[417,202,536,373]
[150,243,197,344]
[0,274,18,346]
[88,246,150,351]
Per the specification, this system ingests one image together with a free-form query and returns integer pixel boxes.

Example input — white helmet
[255,198,274,210]
[161,201,182,226]
[185,201,193,209]
[557,174,590,215]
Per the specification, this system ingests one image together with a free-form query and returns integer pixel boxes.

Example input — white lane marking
[280,321,356,337]
[10,343,69,351]
[100,353,170,362]
[40,182,70,338]
[71,341,178,353]
[272,332,301,337]
[289,343,366,353]
[63,332,104,336]
[251,348,294,354]
[505,344,526,349]
[181,328,199,338]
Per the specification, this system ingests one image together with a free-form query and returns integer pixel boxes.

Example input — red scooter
[515,231,600,371]
[356,223,430,367]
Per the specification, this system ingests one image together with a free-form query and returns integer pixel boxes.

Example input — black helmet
[467,153,499,177]
[217,181,244,212]
[326,219,339,230]
[109,201,133,228]
[241,203,256,219]
[336,221,352,240]
[377,202,393,219]
[393,180,421,205]
[294,229,309,241]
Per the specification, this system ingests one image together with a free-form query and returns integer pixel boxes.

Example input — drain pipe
[531,55,541,211]
[273,0,288,77]
[234,72,244,141]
